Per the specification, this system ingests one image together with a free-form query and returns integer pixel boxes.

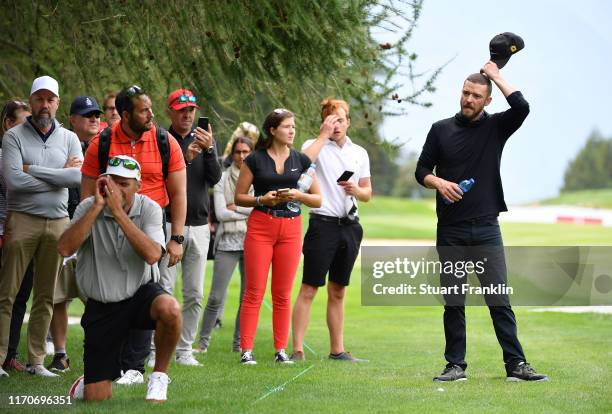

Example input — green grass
[5,262,612,413]
[541,189,612,209]
[7,196,612,412]
[309,196,612,245]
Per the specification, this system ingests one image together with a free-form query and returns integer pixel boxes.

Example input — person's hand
[185,141,203,163]
[166,240,183,267]
[104,177,124,215]
[481,61,500,80]
[338,180,360,197]
[64,156,83,169]
[194,124,213,151]
[227,203,238,211]
[434,177,463,203]
[22,164,29,173]
[319,114,338,140]
[94,176,108,207]
[276,189,299,202]
[261,190,279,207]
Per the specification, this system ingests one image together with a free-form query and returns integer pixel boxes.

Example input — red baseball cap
[167,89,200,111]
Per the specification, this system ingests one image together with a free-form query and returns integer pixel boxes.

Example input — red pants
[240,210,302,350]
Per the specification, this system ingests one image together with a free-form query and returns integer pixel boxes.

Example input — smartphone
[337,170,354,182]
[276,188,290,196]
[198,116,209,131]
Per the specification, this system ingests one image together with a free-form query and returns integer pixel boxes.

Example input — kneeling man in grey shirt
[58,155,181,403]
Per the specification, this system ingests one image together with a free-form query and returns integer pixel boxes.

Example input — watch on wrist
[170,235,185,244]
[206,145,215,154]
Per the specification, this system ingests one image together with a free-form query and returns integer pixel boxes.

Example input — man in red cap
[149,89,220,366]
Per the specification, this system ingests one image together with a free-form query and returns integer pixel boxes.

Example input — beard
[32,109,54,129]
[460,104,484,121]
[128,116,151,135]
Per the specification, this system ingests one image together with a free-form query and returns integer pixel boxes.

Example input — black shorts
[302,216,363,287]
[81,281,167,384]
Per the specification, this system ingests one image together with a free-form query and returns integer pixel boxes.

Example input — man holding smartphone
[153,89,221,366]
[291,99,372,362]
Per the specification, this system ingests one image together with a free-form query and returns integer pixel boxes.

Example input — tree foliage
[392,151,434,198]
[1,0,440,194]
[562,130,612,191]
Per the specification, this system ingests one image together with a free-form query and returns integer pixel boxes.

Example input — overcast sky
[377,0,612,204]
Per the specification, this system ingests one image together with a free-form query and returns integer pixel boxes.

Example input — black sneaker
[433,364,467,382]
[214,318,222,329]
[329,352,368,362]
[506,362,549,382]
[275,350,294,364]
[46,353,70,373]
[241,351,257,365]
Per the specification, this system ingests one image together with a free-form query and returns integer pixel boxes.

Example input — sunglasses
[176,95,197,104]
[108,156,140,171]
[83,112,101,119]
[273,108,289,114]
[125,85,143,98]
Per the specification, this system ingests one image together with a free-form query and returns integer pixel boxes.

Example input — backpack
[97,126,170,179]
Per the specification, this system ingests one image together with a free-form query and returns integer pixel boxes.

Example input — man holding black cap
[60,156,181,402]
[415,60,548,382]
[46,95,103,374]
[149,89,220,366]
[0,76,82,378]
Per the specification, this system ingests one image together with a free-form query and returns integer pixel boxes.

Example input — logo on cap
[85,97,93,106]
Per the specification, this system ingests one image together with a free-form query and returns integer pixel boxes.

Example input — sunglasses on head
[273,108,289,114]
[108,156,140,171]
[125,85,143,97]
[175,95,197,104]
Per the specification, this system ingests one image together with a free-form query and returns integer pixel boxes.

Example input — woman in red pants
[235,108,321,365]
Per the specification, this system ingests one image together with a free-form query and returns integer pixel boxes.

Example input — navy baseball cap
[70,96,102,116]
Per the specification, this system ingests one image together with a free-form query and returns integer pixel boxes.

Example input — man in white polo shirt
[58,156,181,402]
[291,99,372,362]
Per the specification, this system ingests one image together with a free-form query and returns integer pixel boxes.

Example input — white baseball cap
[102,155,141,181]
[30,76,60,97]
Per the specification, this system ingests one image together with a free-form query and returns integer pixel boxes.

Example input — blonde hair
[223,121,260,157]
[320,98,350,122]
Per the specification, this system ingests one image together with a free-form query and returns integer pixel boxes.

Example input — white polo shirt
[302,136,370,218]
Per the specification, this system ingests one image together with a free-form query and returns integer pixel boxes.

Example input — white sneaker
[146,371,169,402]
[115,369,144,385]
[0,367,9,377]
[69,375,85,399]
[46,341,55,355]
[176,353,202,366]
[26,364,59,377]
[147,351,156,369]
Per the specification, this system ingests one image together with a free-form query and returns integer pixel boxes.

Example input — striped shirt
[81,122,185,208]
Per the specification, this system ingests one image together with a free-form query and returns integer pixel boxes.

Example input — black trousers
[6,260,35,360]
[119,212,169,373]
[436,216,525,372]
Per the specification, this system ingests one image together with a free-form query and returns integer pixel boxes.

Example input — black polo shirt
[244,148,311,211]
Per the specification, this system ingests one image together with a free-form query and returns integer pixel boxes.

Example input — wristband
[255,196,263,207]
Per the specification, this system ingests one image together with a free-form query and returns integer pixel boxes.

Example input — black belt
[310,213,359,225]
[255,206,300,218]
